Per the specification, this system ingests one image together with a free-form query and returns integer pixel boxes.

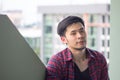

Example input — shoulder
[87,48,108,69]
[87,48,106,62]
[47,48,68,65]
[46,48,68,72]
[87,48,104,57]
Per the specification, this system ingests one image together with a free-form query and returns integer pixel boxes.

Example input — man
[46,16,109,80]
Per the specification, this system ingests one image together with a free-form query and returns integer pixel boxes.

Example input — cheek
[84,32,87,37]
[67,36,76,42]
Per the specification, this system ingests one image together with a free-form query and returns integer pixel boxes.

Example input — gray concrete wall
[0,15,45,80]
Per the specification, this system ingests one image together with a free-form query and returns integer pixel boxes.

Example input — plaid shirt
[46,48,109,80]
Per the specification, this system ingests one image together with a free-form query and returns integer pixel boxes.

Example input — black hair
[57,16,85,36]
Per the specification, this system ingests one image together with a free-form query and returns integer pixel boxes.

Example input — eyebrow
[71,27,84,32]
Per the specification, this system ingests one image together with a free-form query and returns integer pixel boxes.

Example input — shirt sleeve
[100,54,109,80]
[46,55,63,80]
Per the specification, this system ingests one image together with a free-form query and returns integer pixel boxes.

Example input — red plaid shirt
[46,48,109,80]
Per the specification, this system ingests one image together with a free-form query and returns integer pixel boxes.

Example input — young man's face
[61,22,87,50]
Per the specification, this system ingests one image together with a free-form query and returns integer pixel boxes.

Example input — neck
[70,48,87,61]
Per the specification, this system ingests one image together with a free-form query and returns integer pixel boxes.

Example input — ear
[60,36,67,44]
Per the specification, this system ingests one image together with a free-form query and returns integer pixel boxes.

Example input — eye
[71,32,76,35]
[79,29,85,33]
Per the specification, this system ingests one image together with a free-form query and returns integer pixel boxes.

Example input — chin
[75,47,86,50]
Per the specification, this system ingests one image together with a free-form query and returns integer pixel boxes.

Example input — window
[102,15,105,23]
[90,27,94,35]
[45,26,52,33]
[107,52,110,58]
[102,40,105,47]
[91,38,95,47]
[102,28,105,35]
[108,27,110,35]
[90,15,93,23]
[107,40,110,47]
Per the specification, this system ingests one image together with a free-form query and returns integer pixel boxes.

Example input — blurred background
[0,0,110,64]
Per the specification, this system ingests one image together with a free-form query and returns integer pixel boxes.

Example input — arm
[100,55,109,80]
[46,55,63,80]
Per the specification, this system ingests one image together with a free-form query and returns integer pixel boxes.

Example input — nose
[77,32,82,38]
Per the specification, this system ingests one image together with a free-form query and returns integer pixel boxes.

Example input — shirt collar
[86,48,95,60]
[64,48,95,61]
[64,48,73,61]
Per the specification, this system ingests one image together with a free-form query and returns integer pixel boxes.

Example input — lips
[77,41,85,44]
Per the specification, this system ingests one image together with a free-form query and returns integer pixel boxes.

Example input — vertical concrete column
[110,0,120,79]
